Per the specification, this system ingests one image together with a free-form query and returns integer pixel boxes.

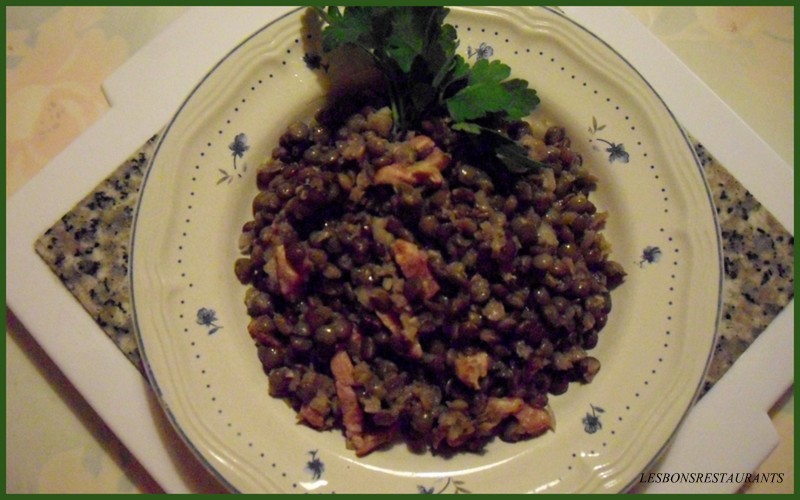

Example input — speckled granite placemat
[34,132,794,395]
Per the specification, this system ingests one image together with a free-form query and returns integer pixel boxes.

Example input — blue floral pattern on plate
[417,477,472,494]
[588,117,629,164]
[128,7,720,492]
[639,246,662,267]
[582,404,605,434]
[467,42,493,60]
[218,133,249,185]
[595,138,630,164]
[196,307,222,335]
[305,450,325,481]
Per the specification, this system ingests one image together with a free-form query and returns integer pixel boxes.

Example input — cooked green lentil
[235,99,625,456]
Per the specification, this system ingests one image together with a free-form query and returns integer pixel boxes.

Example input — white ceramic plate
[131,7,721,493]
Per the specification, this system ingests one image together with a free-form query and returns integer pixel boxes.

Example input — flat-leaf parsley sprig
[313,6,545,175]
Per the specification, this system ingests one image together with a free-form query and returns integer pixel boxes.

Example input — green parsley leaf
[500,79,540,121]
[446,59,538,123]
[463,126,549,173]
[467,58,512,85]
[317,7,375,53]
[451,121,483,134]
[383,8,426,72]
[384,8,453,73]
[314,6,544,177]
[494,141,549,173]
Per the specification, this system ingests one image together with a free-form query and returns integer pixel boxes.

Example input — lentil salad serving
[233,7,626,457]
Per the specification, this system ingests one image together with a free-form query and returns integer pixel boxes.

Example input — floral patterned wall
[6,7,188,197]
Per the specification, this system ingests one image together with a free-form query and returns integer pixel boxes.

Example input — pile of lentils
[234,98,626,456]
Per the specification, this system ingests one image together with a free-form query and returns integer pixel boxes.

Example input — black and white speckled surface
[34,133,794,395]
[34,134,160,372]
[693,142,794,394]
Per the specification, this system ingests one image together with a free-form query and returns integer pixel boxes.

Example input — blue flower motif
[596,138,629,164]
[639,246,662,267]
[196,307,222,335]
[467,42,494,60]
[305,450,325,480]
[229,133,249,160]
[416,478,471,494]
[219,133,250,184]
[582,404,604,434]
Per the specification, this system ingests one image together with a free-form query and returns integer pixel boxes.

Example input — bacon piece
[338,388,364,443]
[330,350,395,456]
[391,239,440,299]
[374,149,450,187]
[375,311,399,335]
[274,244,304,301]
[331,349,357,386]
[514,404,554,436]
[373,135,451,188]
[476,397,553,438]
[351,428,396,457]
[331,351,364,440]
[437,409,476,448]
[477,397,524,434]
[454,352,490,390]
[376,311,423,359]
[299,405,327,429]
[299,391,332,430]
[406,135,436,156]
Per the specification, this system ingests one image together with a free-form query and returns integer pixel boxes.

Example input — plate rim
[541,5,723,492]
[131,6,723,493]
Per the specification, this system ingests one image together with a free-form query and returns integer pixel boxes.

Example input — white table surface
[5,6,793,493]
